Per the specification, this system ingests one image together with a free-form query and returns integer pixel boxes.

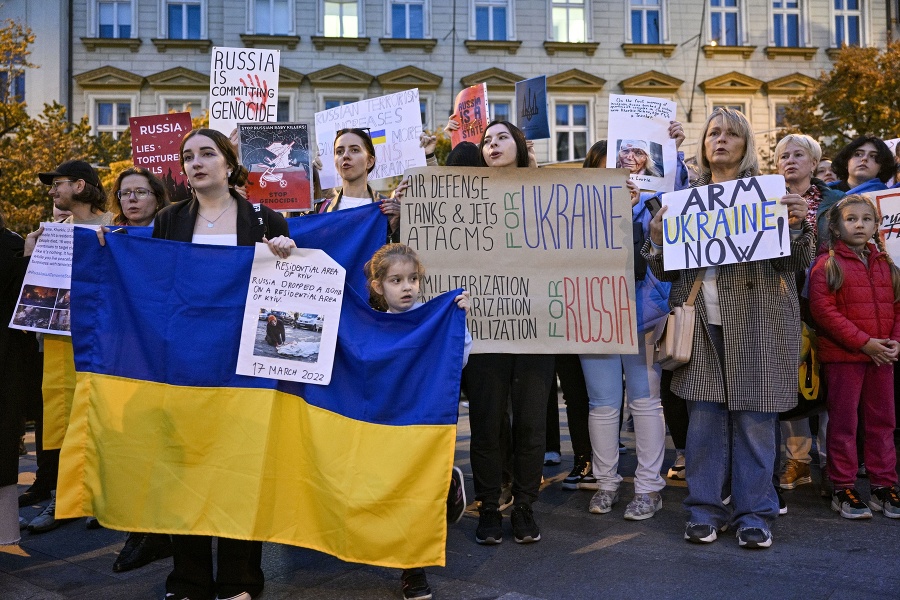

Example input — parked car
[294,313,323,332]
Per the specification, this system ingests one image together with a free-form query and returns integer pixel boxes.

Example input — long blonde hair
[364,243,425,311]
[824,194,900,300]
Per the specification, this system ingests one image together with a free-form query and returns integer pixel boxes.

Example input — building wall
[13,1,900,163]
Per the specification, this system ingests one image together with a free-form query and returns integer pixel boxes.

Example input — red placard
[129,112,193,202]
[451,84,489,148]
[238,122,313,211]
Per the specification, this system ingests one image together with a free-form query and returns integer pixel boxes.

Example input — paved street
[3,400,900,600]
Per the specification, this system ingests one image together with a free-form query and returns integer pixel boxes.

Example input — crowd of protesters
[2,104,900,600]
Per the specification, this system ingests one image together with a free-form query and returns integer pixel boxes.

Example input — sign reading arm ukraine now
[56,226,467,569]
[661,174,789,270]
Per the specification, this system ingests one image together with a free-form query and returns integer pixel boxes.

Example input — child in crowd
[809,194,900,520]
[364,242,472,600]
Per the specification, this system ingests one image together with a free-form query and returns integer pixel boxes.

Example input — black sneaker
[446,466,466,524]
[868,485,900,519]
[684,522,720,544]
[562,457,596,490]
[832,488,872,519]
[776,487,787,515]
[736,527,773,549]
[475,506,503,545]
[401,568,432,600]
[510,504,541,543]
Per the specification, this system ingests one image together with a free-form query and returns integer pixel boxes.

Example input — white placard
[209,46,281,135]
[661,175,790,270]
[875,190,900,263]
[9,222,101,336]
[236,246,345,385]
[314,89,426,189]
[606,94,677,193]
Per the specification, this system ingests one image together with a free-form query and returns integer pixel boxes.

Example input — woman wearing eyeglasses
[111,167,170,228]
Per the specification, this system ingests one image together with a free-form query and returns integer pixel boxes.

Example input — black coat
[152,192,289,244]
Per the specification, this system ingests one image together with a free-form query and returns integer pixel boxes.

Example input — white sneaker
[543,451,561,466]
[216,594,252,600]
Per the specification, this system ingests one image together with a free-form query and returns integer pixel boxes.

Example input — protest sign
[606,94,677,192]
[129,112,193,202]
[660,175,789,271]
[515,76,549,140]
[450,84,489,147]
[314,89,426,189]
[209,46,280,135]
[874,190,900,262]
[401,167,636,354]
[236,246,345,385]
[238,122,313,211]
[10,223,75,335]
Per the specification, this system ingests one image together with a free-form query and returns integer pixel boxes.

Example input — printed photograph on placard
[614,139,665,177]
[12,285,72,332]
[238,122,313,211]
[252,307,323,363]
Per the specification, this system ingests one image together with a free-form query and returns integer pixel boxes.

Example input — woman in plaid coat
[643,108,815,549]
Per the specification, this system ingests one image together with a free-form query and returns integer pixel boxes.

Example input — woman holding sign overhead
[644,108,814,549]
[464,121,555,546]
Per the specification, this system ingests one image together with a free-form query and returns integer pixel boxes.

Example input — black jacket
[152,192,289,244]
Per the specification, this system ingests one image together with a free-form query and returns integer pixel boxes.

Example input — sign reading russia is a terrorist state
[401,167,637,354]
[661,175,789,271]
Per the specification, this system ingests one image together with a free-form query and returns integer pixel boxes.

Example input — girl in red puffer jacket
[810,194,900,521]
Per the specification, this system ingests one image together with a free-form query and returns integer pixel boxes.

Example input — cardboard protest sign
[451,84,489,147]
[209,46,280,135]
[401,167,636,354]
[661,175,789,271]
[314,89,426,190]
[129,112,193,202]
[10,223,78,335]
[238,122,313,211]
[515,76,549,140]
[874,190,900,262]
[606,94,677,193]
[237,246,345,385]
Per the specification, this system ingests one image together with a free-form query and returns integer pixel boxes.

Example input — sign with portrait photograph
[606,94,678,193]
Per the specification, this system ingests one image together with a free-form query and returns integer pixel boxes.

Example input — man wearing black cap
[37,160,113,226]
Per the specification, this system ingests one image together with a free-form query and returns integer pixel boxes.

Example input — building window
[554,102,588,162]
[631,0,661,44]
[98,1,132,38]
[96,101,131,139]
[490,100,510,122]
[323,0,360,37]
[277,98,292,121]
[709,0,740,46]
[834,0,861,46]
[774,102,790,128]
[474,0,508,41]
[323,97,358,110]
[712,102,747,114]
[167,0,202,39]
[0,69,25,103]
[163,98,205,118]
[772,0,801,46]
[254,0,292,35]
[551,0,586,43]
[391,0,425,38]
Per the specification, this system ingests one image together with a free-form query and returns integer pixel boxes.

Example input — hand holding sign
[781,193,809,230]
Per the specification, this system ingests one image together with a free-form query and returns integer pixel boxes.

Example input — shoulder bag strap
[684,268,707,307]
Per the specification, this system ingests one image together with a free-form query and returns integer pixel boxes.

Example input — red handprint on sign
[235,73,271,119]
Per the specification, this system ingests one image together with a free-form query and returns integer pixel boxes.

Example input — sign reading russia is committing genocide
[401,167,637,354]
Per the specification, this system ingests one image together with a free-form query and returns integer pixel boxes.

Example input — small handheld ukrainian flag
[370,128,387,144]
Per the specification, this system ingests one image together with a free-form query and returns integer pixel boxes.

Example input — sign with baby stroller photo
[238,122,314,210]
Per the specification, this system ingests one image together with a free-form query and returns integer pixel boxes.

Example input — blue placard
[515,76,550,140]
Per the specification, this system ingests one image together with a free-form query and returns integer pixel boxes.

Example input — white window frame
[277,91,298,121]
[488,95,514,123]
[157,94,208,117]
[158,0,208,39]
[767,98,793,132]
[89,0,138,38]
[548,0,591,43]
[386,0,430,38]
[549,96,593,164]
[470,0,515,41]
[706,97,752,121]
[628,0,668,44]
[247,0,296,35]
[768,0,810,47]
[707,0,747,46]
[318,0,365,37]
[417,93,434,130]
[87,93,139,138]
[830,0,867,47]
[315,90,366,112]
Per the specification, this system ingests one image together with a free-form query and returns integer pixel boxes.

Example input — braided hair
[824,194,900,300]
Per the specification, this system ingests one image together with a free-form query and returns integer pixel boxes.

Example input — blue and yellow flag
[56,216,466,568]
[370,129,387,145]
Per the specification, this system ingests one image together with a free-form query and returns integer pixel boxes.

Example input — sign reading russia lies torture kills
[400,167,637,354]
[661,175,789,271]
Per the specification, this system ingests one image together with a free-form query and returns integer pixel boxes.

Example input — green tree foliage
[784,42,900,157]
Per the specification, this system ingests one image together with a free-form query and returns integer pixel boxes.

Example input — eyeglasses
[117,188,155,200]
[49,179,76,190]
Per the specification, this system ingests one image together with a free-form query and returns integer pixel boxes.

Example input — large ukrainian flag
[56,213,465,568]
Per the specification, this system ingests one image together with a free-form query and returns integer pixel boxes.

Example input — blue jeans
[684,400,779,531]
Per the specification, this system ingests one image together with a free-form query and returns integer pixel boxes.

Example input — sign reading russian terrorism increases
[401,167,637,354]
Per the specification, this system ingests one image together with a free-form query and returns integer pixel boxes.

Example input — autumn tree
[784,42,900,157]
